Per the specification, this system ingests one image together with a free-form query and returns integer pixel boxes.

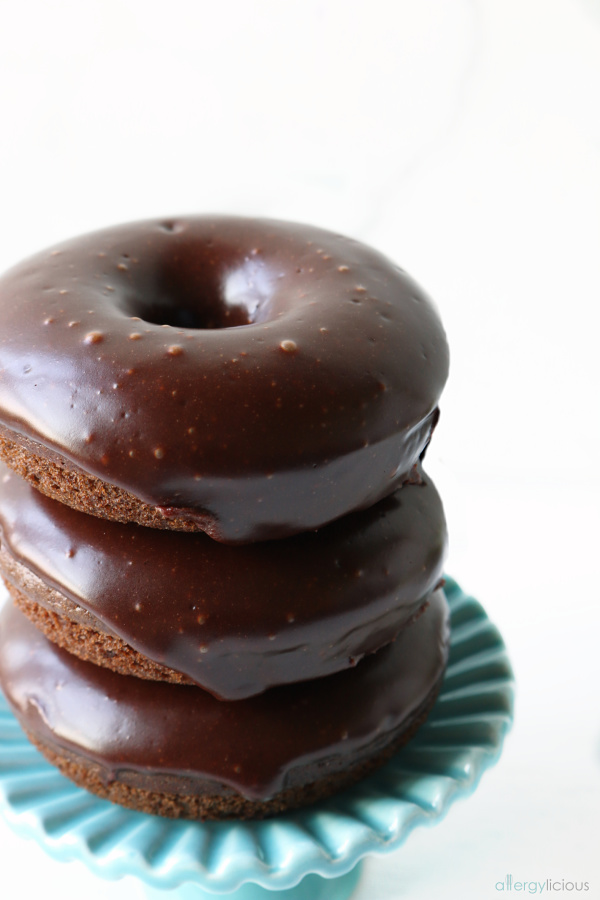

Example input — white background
[0,0,599,898]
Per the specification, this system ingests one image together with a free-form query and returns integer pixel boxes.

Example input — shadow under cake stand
[0,577,514,900]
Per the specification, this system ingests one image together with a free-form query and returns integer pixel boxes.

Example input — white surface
[0,1,599,898]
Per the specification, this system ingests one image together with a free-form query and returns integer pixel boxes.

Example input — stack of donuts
[0,217,450,819]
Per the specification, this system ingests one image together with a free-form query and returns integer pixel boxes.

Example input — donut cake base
[0,591,449,820]
[4,584,432,691]
[24,698,438,821]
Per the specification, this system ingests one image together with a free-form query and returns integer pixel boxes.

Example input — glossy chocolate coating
[0,462,446,699]
[0,217,448,542]
[0,593,449,801]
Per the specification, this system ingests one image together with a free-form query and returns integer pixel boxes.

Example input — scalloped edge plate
[0,577,513,894]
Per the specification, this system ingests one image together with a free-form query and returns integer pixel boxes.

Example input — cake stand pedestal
[143,865,363,899]
[0,578,513,900]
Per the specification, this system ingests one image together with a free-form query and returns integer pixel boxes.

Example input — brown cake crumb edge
[5,583,194,686]
[0,430,212,533]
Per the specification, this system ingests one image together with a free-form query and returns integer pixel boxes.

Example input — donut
[0,461,446,700]
[0,592,450,819]
[0,216,448,543]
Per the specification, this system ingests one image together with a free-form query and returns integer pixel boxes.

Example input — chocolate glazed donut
[0,217,449,543]
[0,593,450,818]
[0,462,446,700]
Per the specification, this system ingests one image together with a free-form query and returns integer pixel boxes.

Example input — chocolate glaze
[0,593,449,801]
[0,217,448,542]
[0,462,446,699]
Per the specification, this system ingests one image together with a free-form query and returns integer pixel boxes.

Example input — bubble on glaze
[167,345,183,356]
[129,333,142,341]
[159,220,184,233]
[154,447,165,459]
[280,339,297,353]
[84,332,103,345]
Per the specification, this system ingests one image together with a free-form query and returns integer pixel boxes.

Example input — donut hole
[137,298,251,330]
[121,253,275,330]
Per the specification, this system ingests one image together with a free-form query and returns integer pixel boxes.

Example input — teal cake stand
[0,577,513,899]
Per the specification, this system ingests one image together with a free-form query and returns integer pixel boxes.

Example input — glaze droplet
[84,332,103,345]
